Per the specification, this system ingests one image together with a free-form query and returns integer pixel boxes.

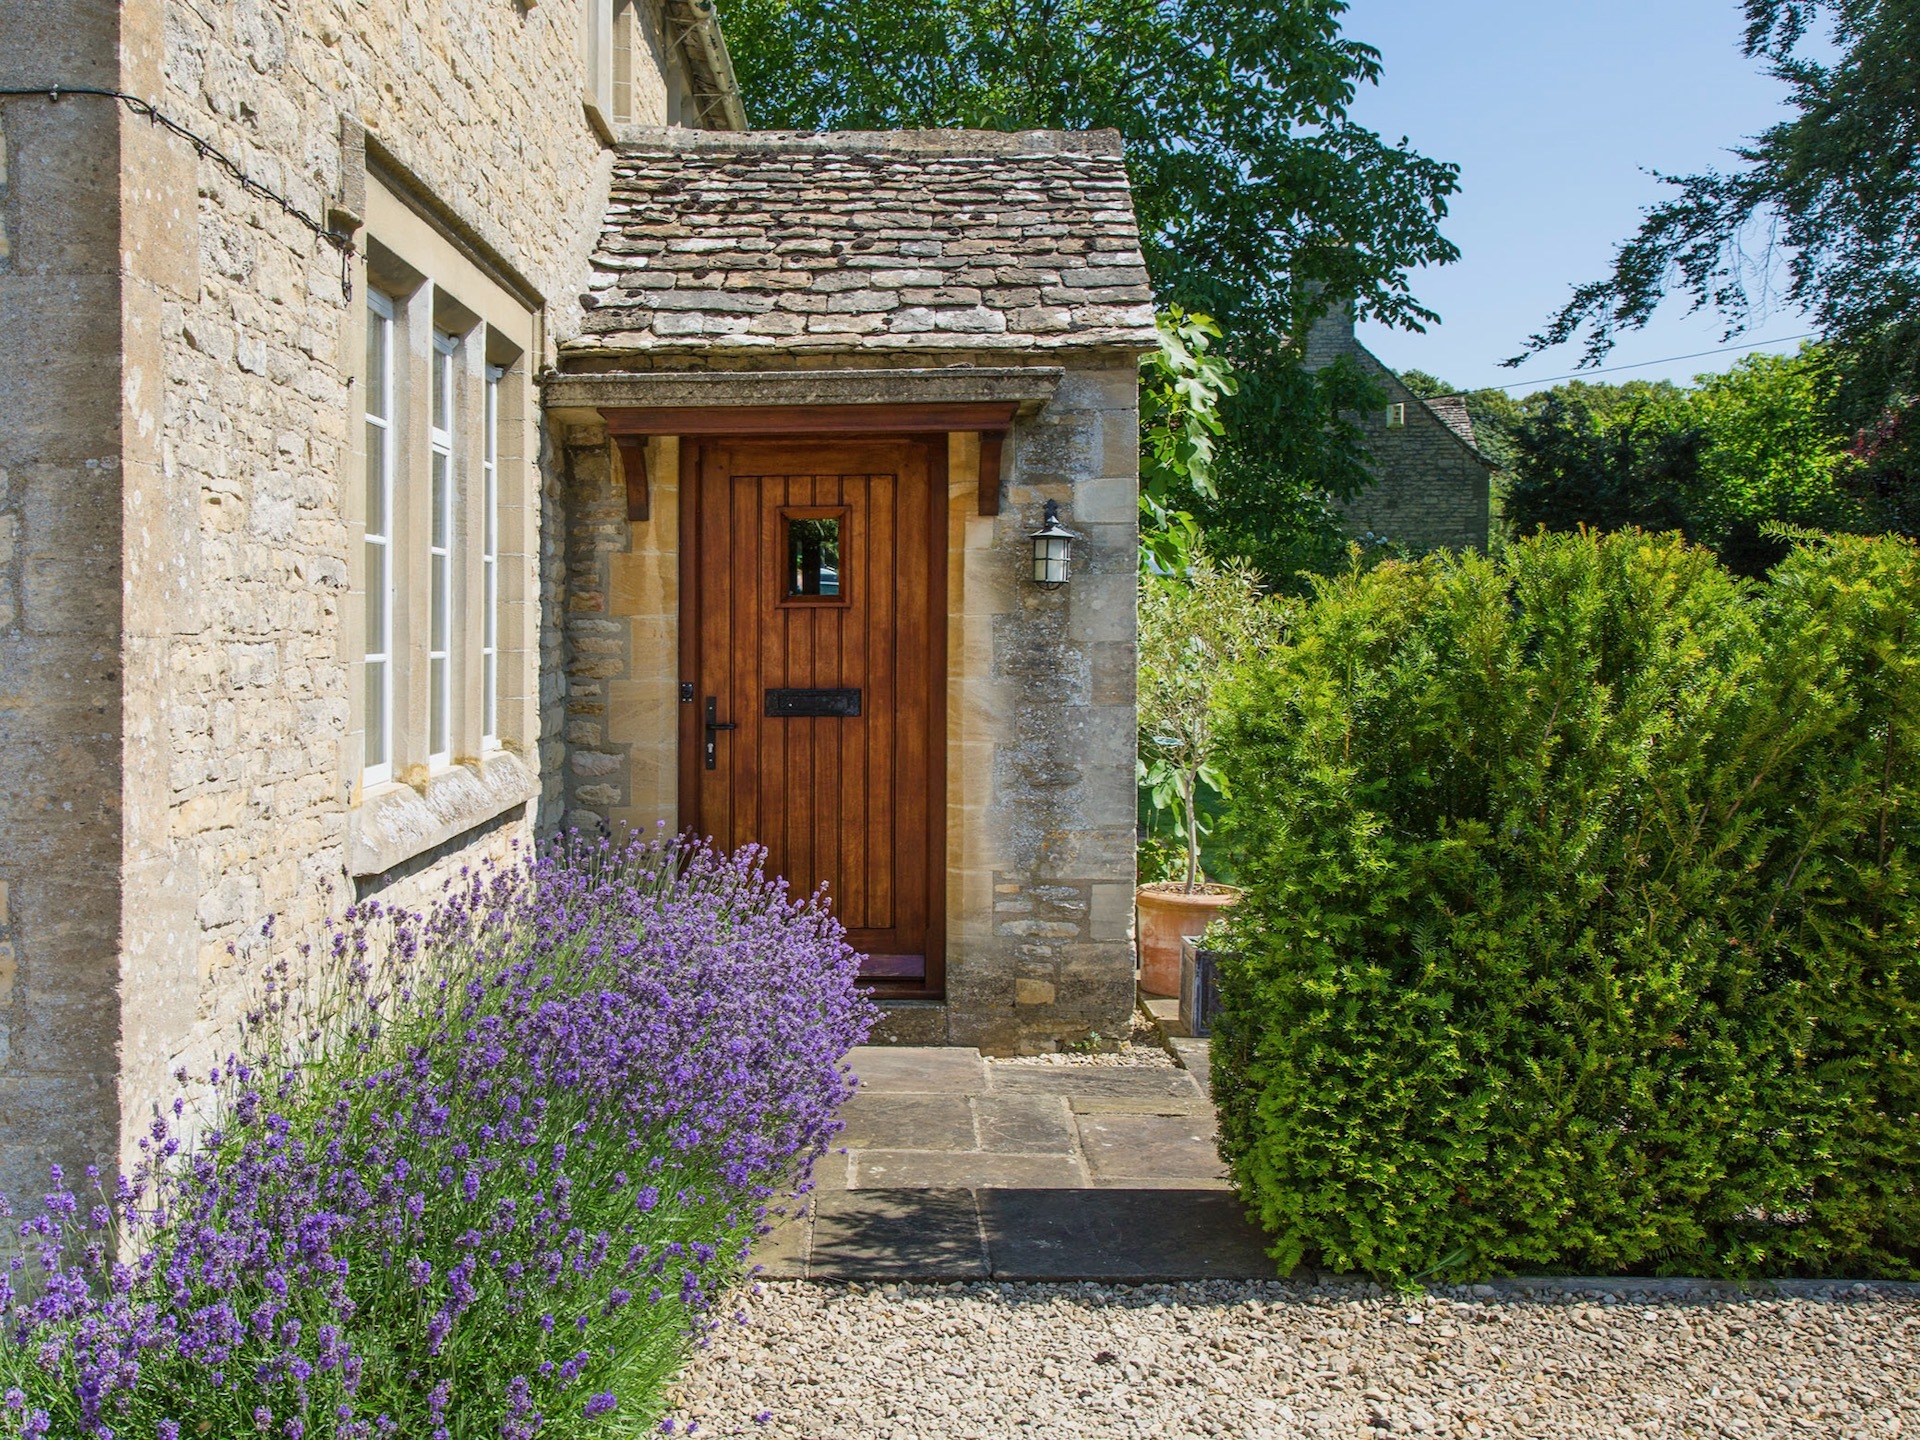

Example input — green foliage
[1517,0,1920,514]
[1502,351,1863,574]
[1138,551,1290,889]
[1210,528,1920,1284]
[1140,309,1239,574]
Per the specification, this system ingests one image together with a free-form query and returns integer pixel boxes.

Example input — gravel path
[669,1278,1920,1438]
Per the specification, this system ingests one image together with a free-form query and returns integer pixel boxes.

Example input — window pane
[365,544,387,653]
[483,652,497,740]
[431,552,448,650]
[433,343,451,431]
[787,517,841,597]
[365,659,387,769]
[364,422,385,532]
[432,451,448,547]
[430,657,448,757]
[365,305,387,421]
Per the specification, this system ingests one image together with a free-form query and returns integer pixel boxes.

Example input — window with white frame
[363,291,396,787]
[428,332,458,768]
[353,192,530,820]
[482,365,503,748]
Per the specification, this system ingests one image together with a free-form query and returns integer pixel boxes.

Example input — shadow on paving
[785,1187,1276,1282]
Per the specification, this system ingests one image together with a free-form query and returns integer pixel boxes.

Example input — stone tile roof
[1426,394,1478,449]
[570,128,1159,358]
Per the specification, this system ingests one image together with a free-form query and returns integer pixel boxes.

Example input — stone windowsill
[349,749,540,879]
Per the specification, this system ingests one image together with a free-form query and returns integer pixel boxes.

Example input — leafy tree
[1139,309,1238,575]
[1516,0,1920,526]
[1504,392,1705,545]
[719,0,1463,580]
[1502,349,1859,574]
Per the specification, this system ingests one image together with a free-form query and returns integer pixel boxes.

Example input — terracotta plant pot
[1135,883,1240,998]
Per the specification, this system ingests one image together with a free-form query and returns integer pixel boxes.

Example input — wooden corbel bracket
[613,435,650,522]
[978,430,1009,517]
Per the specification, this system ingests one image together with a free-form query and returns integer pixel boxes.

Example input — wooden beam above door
[542,365,1061,414]
[597,401,1022,438]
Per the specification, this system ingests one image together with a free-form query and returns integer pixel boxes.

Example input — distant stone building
[1,1,1152,1202]
[1303,306,1493,552]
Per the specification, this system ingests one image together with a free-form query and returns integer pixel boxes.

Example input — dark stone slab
[808,1187,988,1280]
[980,1188,1276,1281]
[972,1095,1076,1154]
[836,1093,976,1151]
[987,1066,1203,1101]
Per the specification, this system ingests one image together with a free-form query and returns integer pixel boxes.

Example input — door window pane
[787,516,841,597]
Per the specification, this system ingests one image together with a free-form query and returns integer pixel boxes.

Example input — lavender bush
[1,833,872,1439]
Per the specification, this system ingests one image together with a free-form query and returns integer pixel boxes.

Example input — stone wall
[0,0,665,1197]
[933,363,1141,1053]
[0,0,129,1207]
[1304,308,1493,554]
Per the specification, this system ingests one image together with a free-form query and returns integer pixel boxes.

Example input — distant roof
[1425,394,1478,449]
[569,128,1159,359]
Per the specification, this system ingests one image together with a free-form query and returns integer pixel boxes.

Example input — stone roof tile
[569,128,1160,358]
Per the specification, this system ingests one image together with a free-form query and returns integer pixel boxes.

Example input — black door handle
[704,696,736,770]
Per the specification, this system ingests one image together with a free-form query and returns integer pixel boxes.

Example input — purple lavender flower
[0,833,872,1439]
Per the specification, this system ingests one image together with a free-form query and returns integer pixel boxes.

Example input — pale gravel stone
[670,1279,1920,1439]
[990,1010,1175,1069]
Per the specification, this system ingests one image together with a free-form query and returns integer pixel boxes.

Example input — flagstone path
[755,1042,1278,1282]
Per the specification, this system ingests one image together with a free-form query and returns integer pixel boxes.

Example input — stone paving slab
[1170,1036,1211,1093]
[854,1149,1086,1190]
[845,1045,987,1095]
[986,1066,1204,1100]
[980,1189,1274,1281]
[835,1093,974,1151]
[973,1095,1076,1153]
[1067,1094,1214,1116]
[1075,1112,1228,1184]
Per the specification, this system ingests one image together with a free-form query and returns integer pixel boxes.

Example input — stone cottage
[0,0,1153,1202]
[1304,305,1494,551]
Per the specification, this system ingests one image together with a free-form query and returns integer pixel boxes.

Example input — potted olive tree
[1136,551,1285,995]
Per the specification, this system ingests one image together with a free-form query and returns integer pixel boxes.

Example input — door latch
[703,696,737,771]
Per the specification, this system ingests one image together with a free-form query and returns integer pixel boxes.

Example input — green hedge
[1211,529,1920,1282]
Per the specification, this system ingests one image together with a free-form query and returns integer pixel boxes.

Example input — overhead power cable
[1459,334,1819,394]
[0,84,356,297]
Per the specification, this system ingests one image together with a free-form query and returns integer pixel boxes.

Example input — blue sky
[1344,0,1816,393]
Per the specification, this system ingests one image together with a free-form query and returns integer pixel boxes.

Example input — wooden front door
[679,436,947,988]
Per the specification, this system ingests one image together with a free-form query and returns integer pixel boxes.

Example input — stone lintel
[541,366,1063,415]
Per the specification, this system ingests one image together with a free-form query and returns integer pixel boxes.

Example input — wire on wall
[0,84,357,298]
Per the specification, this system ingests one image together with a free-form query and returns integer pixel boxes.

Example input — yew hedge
[1211,529,1919,1283]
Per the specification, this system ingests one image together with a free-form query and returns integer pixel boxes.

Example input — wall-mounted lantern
[1030,500,1076,589]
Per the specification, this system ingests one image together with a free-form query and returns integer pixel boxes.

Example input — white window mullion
[482,365,503,749]
[429,332,457,768]
[362,292,396,788]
